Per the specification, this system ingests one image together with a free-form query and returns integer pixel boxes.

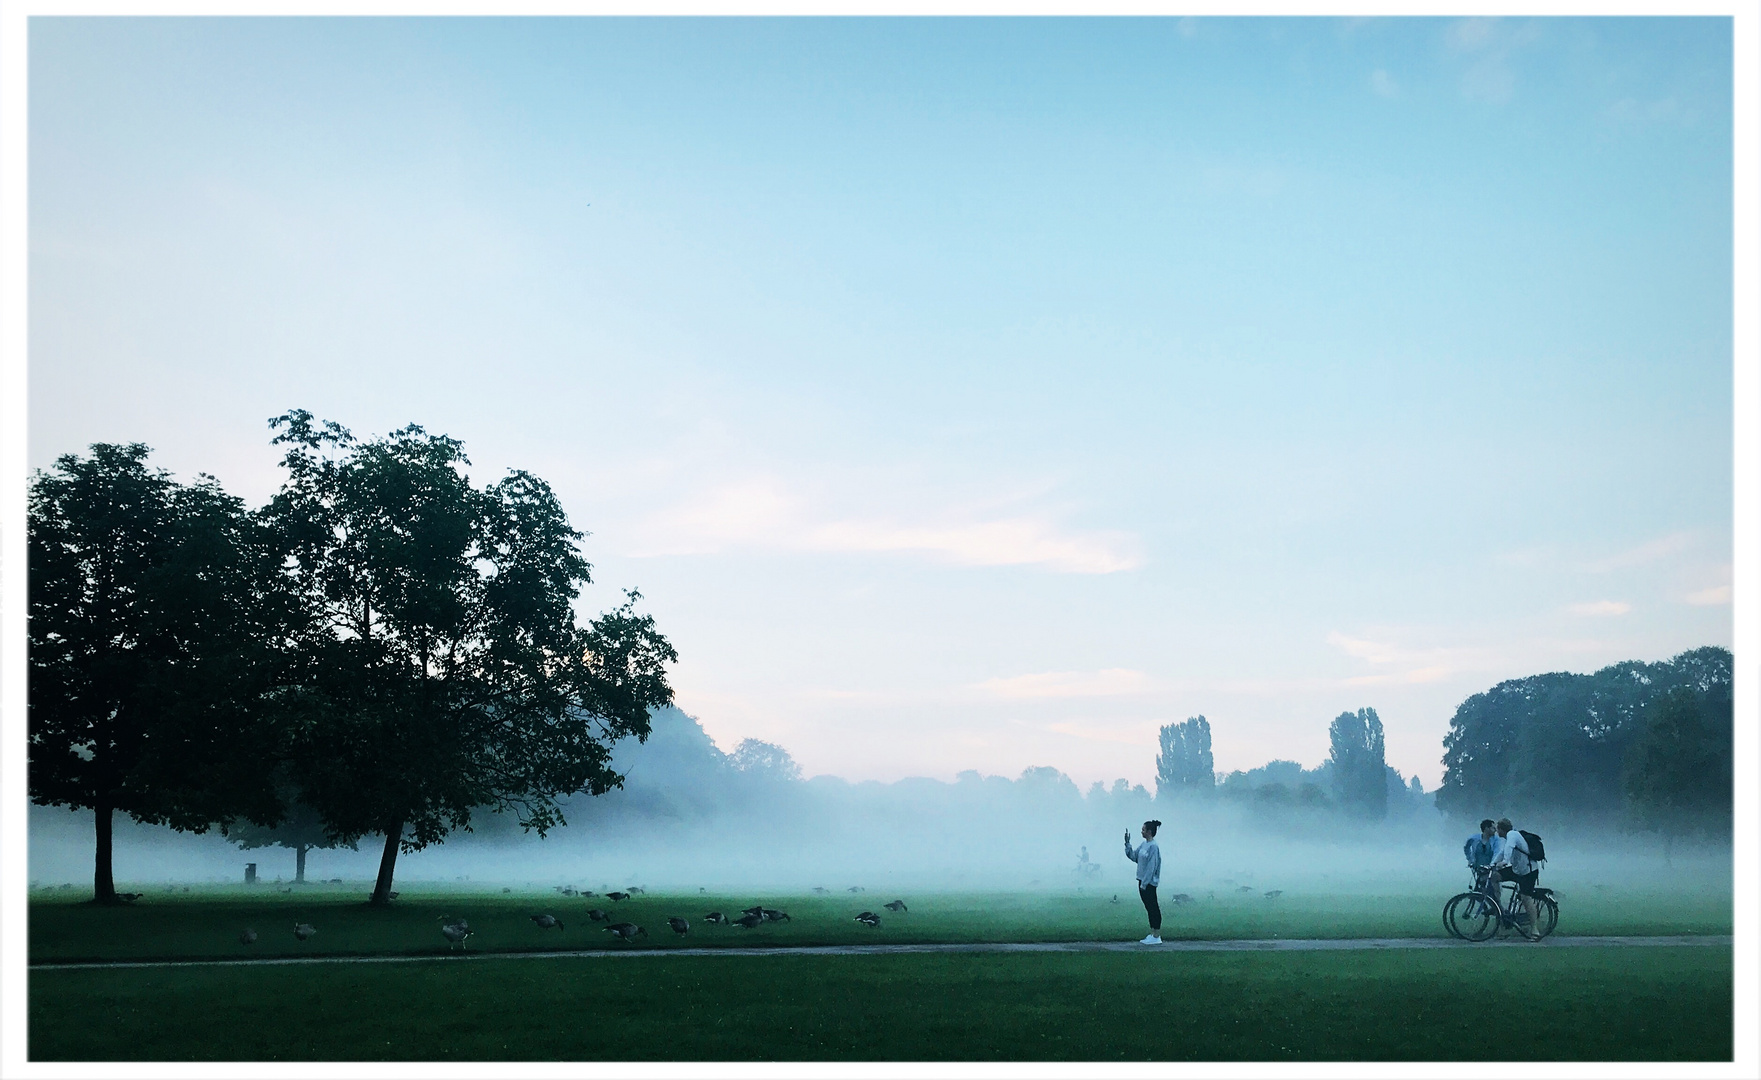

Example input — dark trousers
[1139,883,1161,930]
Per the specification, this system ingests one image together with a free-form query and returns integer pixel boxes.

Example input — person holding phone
[1124,819,1163,944]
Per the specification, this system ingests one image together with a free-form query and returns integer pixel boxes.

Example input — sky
[26,16,1735,791]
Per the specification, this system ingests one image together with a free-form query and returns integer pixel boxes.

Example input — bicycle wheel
[1532,894,1559,939]
[1445,892,1499,942]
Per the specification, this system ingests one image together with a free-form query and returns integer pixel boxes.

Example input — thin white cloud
[1567,600,1631,617]
[1370,69,1400,98]
[1686,585,1731,606]
[976,669,1157,700]
[633,478,1142,574]
[1580,531,1694,573]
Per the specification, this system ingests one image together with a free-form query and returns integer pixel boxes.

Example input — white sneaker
[1139,934,1162,945]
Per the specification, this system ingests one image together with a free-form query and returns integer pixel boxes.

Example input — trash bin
[245,863,257,885]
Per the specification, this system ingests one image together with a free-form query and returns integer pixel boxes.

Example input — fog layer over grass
[28,708,1732,906]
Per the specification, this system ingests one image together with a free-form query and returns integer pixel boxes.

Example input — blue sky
[28,16,1734,789]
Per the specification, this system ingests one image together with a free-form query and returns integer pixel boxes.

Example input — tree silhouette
[1326,708,1387,819]
[29,445,284,903]
[264,411,676,904]
[1156,716,1215,798]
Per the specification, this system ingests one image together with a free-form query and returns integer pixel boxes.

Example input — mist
[28,706,1732,905]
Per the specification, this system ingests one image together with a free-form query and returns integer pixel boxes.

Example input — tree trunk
[295,844,308,884]
[93,800,117,904]
[370,823,402,905]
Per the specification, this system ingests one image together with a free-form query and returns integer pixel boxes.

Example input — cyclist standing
[1487,817,1541,941]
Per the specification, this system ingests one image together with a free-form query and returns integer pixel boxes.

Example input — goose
[761,908,791,923]
[703,911,727,924]
[854,911,881,927]
[884,900,907,913]
[732,913,763,928]
[605,922,647,942]
[1235,885,1254,894]
[502,887,512,894]
[847,886,866,893]
[293,923,318,942]
[812,887,828,894]
[587,908,611,922]
[1170,893,1194,905]
[116,892,143,903]
[529,914,565,931]
[1263,890,1283,899]
[628,886,647,895]
[239,928,258,945]
[440,922,473,950]
[582,891,598,898]
[740,904,765,917]
[667,917,689,936]
[606,891,631,902]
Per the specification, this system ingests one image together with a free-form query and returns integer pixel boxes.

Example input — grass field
[28,880,1733,1061]
[27,879,1734,963]
[30,946,1731,1061]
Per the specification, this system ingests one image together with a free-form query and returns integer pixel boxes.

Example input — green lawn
[27,881,1734,963]
[29,946,1731,1061]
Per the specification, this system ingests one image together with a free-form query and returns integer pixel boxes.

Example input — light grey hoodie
[1124,836,1161,888]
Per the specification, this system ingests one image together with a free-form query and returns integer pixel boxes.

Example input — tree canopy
[1437,647,1732,830]
[1326,708,1387,819]
[28,444,286,902]
[263,410,677,902]
[1155,715,1215,797]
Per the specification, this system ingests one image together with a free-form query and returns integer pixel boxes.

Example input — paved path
[29,935,1732,973]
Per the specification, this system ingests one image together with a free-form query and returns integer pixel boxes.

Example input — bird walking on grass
[884,900,907,913]
[606,891,631,902]
[740,904,765,917]
[605,922,647,942]
[293,923,317,942]
[587,908,610,922]
[1263,890,1283,899]
[733,913,763,929]
[761,908,790,923]
[703,911,727,925]
[440,921,473,950]
[854,911,881,927]
[667,917,689,936]
[530,913,564,931]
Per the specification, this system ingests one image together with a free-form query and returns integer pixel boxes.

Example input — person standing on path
[1124,820,1163,945]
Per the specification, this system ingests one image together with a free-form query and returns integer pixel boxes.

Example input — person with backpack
[1487,817,1543,941]
[1123,819,1163,945]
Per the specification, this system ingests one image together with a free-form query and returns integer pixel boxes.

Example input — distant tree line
[1152,707,1422,821]
[1437,647,1732,837]
[28,414,676,904]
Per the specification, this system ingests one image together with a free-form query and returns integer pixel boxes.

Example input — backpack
[1518,830,1546,866]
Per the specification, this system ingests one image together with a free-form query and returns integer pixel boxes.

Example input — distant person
[1464,819,1497,871]
[1124,819,1163,945]
[1486,817,1541,941]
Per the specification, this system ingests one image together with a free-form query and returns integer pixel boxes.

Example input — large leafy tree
[29,445,285,903]
[264,411,676,904]
[1155,715,1215,798]
[1326,707,1387,819]
[1438,648,1732,824]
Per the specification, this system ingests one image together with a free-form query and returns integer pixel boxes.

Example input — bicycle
[1443,865,1558,942]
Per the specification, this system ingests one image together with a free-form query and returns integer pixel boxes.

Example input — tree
[1327,708,1387,819]
[730,739,802,782]
[1437,648,1732,823]
[227,780,357,883]
[1155,716,1215,798]
[1624,686,1731,856]
[263,411,677,904]
[29,445,284,903]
